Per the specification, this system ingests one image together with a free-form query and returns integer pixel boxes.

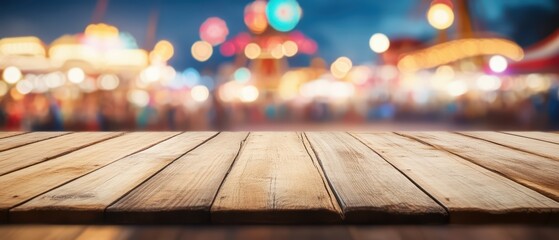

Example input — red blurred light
[220,41,236,57]
[299,39,317,55]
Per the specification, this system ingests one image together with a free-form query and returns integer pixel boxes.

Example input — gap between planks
[10,132,217,224]
[396,132,559,203]
[352,132,558,224]
[0,132,182,223]
[210,132,342,224]
[106,132,246,224]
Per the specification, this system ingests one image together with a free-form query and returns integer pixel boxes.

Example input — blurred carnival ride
[1,0,558,131]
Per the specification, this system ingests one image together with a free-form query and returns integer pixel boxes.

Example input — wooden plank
[502,131,559,145]
[399,132,559,202]
[0,132,123,176]
[301,131,343,215]
[0,132,26,139]
[0,132,69,152]
[211,132,341,224]
[304,132,447,223]
[352,132,559,223]
[10,132,216,224]
[458,132,559,161]
[107,132,247,224]
[0,132,178,223]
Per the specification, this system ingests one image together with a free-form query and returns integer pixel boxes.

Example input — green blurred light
[266,0,301,32]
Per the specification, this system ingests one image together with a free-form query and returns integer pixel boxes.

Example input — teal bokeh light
[265,0,301,32]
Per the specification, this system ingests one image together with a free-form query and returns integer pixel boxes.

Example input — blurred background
[0,0,558,131]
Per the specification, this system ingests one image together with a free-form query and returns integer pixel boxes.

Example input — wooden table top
[0,131,558,224]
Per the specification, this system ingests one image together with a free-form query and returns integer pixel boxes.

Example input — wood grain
[0,132,26,139]
[353,132,559,223]
[211,132,341,224]
[11,132,216,224]
[0,132,178,223]
[305,132,447,223]
[0,132,122,176]
[458,131,559,161]
[107,132,247,224]
[0,132,69,152]
[399,132,559,202]
[502,132,559,145]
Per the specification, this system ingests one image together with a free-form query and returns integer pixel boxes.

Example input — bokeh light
[244,0,269,34]
[270,44,284,59]
[244,43,261,59]
[150,40,174,62]
[127,89,150,107]
[220,41,236,57]
[44,72,66,88]
[234,67,251,83]
[369,33,390,53]
[219,81,242,102]
[427,3,454,30]
[15,79,33,95]
[330,57,353,79]
[97,74,120,90]
[140,65,161,83]
[0,81,8,96]
[191,40,213,62]
[200,17,229,46]
[2,66,22,84]
[183,68,201,87]
[240,85,259,102]
[446,80,468,97]
[489,55,508,73]
[191,85,210,102]
[476,75,501,91]
[282,40,298,57]
[67,67,85,84]
[347,66,371,85]
[266,0,302,32]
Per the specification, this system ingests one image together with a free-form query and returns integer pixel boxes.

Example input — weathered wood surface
[0,131,558,224]
[502,131,559,145]
[0,132,178,223]
[305,132,447,223]
[211,132,341,223]
[0,132,69,152]
[0,132,25,139]
[399,132,559,202]
[107,132,244,224]
[353,132,559,223]
[11,132,215,223]
[458,131,559,161]
[0,132,122,176]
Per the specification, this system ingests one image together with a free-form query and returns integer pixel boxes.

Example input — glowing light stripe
[398,38,524,71]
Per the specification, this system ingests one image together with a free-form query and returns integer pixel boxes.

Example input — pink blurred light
[199,17,229,46]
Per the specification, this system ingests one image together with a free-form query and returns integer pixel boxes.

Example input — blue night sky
[1,0,558,71]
